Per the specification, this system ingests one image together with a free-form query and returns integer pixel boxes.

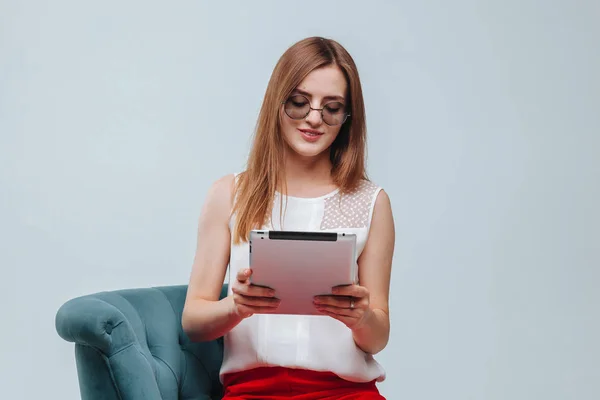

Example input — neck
[282,148,334,190]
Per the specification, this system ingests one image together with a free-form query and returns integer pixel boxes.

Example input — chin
[281,125,338,159]
[287,141,331,159]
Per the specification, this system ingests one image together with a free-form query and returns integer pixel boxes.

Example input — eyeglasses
[282,94,350,126]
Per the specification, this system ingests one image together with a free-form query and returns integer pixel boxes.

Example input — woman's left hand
[313,284,372,330]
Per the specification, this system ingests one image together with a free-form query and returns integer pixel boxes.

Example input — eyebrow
[292,88,345,102]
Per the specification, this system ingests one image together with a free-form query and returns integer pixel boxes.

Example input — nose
[305,108,323,126]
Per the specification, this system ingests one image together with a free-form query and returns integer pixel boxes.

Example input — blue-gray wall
[1,1,598,398]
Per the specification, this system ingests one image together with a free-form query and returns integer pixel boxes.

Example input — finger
[232,284,275,298]
[318,309,350,321]
[315,304,359,318]
[237,304,280,317]
[236,268,252,283]
[332,284,369,298]
[235,306,253,318]
[247,284,277,298]
[313,295,354,308]
[234,292,281,308]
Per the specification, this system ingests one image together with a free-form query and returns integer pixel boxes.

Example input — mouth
[298,128,324,139]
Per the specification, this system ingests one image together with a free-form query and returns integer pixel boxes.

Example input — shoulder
[335,179,385,209]
[355,179,392,224]
[373,188,391,214]
[207,173,236,200]
[201,173,237,219]
[358,179,391,210]
[352,179,379,192]
[347,179,382,201]
[371,185,393,230]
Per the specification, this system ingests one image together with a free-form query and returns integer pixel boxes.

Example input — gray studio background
[1,1,598,399]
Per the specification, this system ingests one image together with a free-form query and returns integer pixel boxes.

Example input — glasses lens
[322,102,347,126]
[284,95,310,119]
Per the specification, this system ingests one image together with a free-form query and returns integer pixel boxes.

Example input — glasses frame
[281,94,351,126]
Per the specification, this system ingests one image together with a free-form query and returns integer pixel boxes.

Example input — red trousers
[222,367,385,399]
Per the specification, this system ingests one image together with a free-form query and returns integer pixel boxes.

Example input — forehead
[295,65,347,100]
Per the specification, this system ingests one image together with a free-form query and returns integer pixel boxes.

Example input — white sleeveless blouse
[220,176,386,383]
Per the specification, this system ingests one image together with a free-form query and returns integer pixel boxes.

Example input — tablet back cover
[249,230,357,315]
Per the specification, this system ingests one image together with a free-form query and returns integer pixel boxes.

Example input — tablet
[248,230,357,315]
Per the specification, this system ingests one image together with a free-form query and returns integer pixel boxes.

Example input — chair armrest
[55,296,137,356]
[56,285,226,399]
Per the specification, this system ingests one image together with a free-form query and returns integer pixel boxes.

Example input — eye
[289,95,308,107]
[324,102,344,113]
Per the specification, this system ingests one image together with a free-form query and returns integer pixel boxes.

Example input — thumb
[236,268,252,283]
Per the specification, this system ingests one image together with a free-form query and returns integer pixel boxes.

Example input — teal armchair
[55,285,227,400]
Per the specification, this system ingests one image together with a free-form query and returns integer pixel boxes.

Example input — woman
[182,36,395,399]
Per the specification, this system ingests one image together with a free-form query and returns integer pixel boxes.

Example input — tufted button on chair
[55,285,227,399]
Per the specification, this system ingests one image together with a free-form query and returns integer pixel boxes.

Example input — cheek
[325,126,342,140]
[280,112,299,137]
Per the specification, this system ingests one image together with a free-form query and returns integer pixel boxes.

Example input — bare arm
[182,174,241,342]
[312,190,395,354]
[351,190,395,354]
[182,174,280,342]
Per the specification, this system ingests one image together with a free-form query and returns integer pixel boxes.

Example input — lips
[298,128,324,143]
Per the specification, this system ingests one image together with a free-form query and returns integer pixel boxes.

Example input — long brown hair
[232,37,368,244]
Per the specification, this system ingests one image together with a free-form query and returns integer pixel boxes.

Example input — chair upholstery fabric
[56,285,227,400]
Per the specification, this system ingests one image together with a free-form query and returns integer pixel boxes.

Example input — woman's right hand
[231,268,280,318]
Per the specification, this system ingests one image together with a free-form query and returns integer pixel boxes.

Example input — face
[280,65,349,159]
